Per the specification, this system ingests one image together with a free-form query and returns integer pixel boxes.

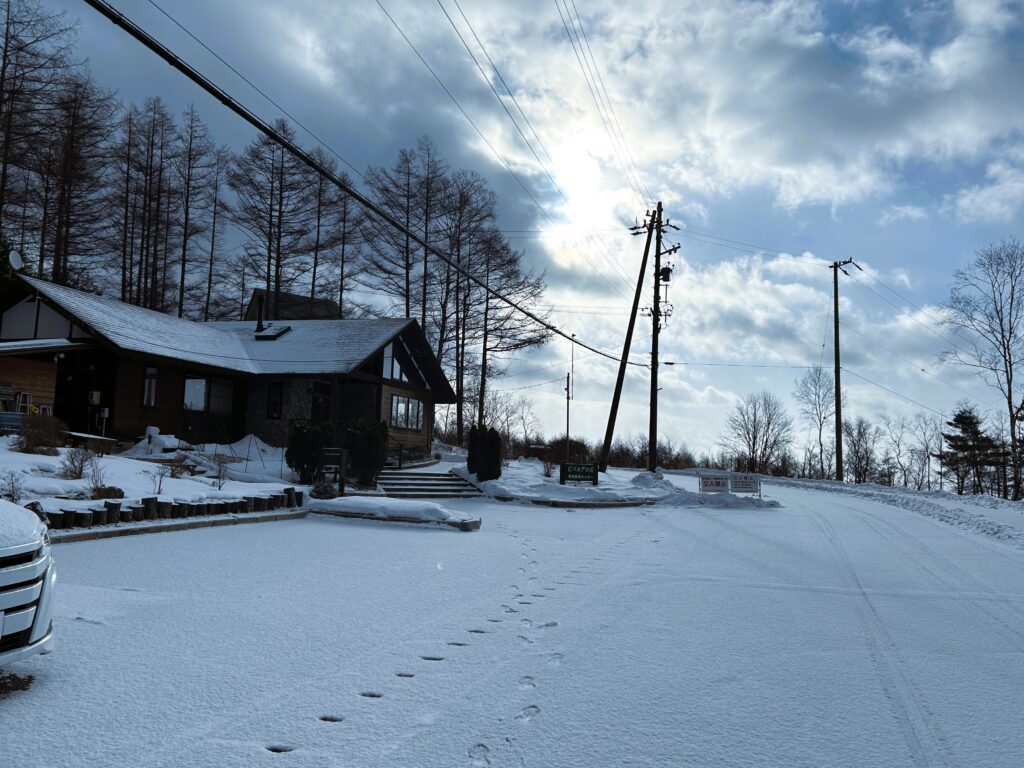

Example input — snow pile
[0,499,45,548]
[118,430,191,458]
[454,458,663,503]
[631,470,781,508]
[432,441,466,463]
[307,496,476,524]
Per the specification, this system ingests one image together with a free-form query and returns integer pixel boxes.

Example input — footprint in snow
[468,743,491,766]
[542,652,564,666]
[501,605,519,614]
[542,587,556,591]
[518,676,536,690]
[319,714,344,722]
[360,691,383,699]
[447,642,468,647]
[396,672,415,678]
[515,705,541,722]
[516,635,534,646]
[468,629,488,634]
[421,655,445,661]
[538,621,558,629]
[73,616,106,626]
[520,618,533,627]
[487,618,503,623]
[265,744,295,753]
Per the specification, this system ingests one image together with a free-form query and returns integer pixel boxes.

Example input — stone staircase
[376,470,482,499]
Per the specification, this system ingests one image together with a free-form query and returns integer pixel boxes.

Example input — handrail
[387,434,407,469]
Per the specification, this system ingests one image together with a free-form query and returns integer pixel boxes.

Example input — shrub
[477,427,504,481]
[15,414,67,455]
[90,485,124,500]
[466,425,479,474]
[167,453,192,479]
[309,479,338,499]
[60,447,95,479]
[285,422,337,484]
[0,468,25,503]
[344,418,388,487]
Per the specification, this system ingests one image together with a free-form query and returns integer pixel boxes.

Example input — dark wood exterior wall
[380,382,434,457]
[1,358,57,413]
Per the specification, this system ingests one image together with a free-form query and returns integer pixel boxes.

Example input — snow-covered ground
[4,473,1024,766]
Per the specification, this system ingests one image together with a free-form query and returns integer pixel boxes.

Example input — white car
[0,500,57,667]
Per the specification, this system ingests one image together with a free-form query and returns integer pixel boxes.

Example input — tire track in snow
[807,508,954,768]
[834,499,1024,652]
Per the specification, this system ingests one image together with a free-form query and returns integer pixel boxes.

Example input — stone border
[51,511,308,543]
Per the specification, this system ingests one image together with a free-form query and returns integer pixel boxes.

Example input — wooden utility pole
[598,210,655,472]
[649,203,664,471]
[830,258,856,482]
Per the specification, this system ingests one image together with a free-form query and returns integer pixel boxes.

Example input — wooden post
[74,510,93,528]
[119,508,133,524]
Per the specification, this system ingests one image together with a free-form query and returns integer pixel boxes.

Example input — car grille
[0,548,40,570]
[1,546,46,654]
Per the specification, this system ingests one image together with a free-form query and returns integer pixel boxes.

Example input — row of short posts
[45,487,303,530]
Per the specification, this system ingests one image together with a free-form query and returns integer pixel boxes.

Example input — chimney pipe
[256,295,265,333]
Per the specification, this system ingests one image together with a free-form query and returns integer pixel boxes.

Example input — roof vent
[254,324,292,341]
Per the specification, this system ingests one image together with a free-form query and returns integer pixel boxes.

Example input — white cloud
[947,150,1024,222]
[879,204,928,225]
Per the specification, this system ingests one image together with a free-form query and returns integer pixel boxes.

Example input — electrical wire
[435,0,634,287]
[376,0,635,301]
[492,375,566,393]
[145,0,366,181]
[841,367,945,417]
[83,0,641,368]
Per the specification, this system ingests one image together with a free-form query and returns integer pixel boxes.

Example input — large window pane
[142,367,157,408]
[209,379,233,415]
[183,378,206,411]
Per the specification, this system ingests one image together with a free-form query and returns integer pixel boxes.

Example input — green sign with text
[560,463,598,485]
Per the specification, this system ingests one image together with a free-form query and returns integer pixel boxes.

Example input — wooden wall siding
[113,359,188,440]
[336,380,377,425]
[112,360,245,443]
[380,383,433,456]
[1,358,57,411]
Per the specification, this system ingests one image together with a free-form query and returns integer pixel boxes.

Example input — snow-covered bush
[309,480,338,499]
[60,447,95,479]
[476,428,504,481]
[87,457,122,500]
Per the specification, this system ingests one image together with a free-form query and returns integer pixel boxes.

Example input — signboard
[560,463,599,486]
[730,474,761,495]
[699,474,731,493]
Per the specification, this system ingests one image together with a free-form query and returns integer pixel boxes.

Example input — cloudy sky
[56,0,1024,452]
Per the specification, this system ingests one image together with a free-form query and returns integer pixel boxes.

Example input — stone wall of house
[245,378,314,446]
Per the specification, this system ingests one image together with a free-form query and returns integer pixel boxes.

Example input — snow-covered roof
[0,338,93,356]
[16,276,414,377]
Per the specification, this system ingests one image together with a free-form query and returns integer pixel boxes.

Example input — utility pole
[598,209,655,472]
[649,203,664,471]
[565,372,571,463]
[830,258,859,482]
[647,204,679,472]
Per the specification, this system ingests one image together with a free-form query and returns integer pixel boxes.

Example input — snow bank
[454,460,778,508]
[118,430,191,457]
[0,499,44,548]
[306,496,476,524]
[767,476,1024,548]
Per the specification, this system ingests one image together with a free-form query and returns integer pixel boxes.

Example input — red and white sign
[699,475,730,493]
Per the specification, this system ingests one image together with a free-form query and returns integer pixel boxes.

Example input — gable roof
[13,276,455,399]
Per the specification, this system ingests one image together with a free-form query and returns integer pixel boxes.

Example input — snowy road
[4,476,1024,767]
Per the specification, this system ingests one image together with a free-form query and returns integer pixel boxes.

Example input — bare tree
[792,365,836,479]
[944,239,1024,499]
[723,391,793,474]
[883,414,912,487]
[843,416,881,484]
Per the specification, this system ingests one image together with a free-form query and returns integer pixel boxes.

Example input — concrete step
[378,472,458,479]
[382,491,482,499]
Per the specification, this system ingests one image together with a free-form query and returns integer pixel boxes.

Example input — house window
[390,394,423,430]
[382,342,409,383]
[142,367,158,408]
[209,379,233,415]
[183,377,207,411]
[267,381,283,419]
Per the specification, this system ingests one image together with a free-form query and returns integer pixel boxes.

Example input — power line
[83,0,641,368]
[841,367,945,417]
[566,0,652,202]
[493,375,566,393]
[145,0,366,181]
[434,0,634,287]
[375,0,635,301]
[553,0,647,207]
